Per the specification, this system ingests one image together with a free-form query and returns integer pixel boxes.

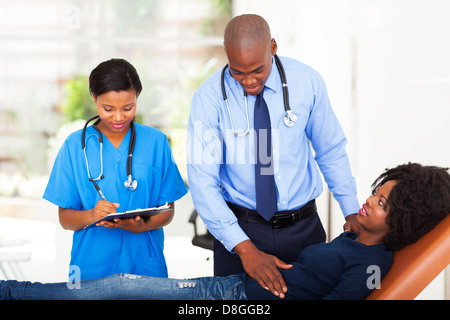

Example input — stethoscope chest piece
[284,110,297,127]
[124,175,138,191]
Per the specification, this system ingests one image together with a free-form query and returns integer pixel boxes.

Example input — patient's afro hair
[371,163,450,251]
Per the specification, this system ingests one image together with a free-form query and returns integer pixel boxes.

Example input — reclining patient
[1,163,449,300]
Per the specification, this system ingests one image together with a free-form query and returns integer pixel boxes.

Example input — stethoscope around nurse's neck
[81,115,138,199]
[220,54,297,137]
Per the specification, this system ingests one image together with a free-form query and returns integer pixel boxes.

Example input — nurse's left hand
[98,216,147,233]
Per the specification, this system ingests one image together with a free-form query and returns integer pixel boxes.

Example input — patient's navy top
[245,232,393,300]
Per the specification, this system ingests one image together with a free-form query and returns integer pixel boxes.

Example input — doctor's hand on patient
[234,240,292,299]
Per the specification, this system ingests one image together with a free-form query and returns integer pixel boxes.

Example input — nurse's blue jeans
[0,273,247,300]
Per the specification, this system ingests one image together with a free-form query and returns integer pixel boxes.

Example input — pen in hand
[90,178,107,201]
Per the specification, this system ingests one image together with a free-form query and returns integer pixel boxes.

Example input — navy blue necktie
[254,88,277,221]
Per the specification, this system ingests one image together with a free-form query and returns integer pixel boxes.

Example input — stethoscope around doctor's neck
[221,54,297,137]
[81,115,138,199]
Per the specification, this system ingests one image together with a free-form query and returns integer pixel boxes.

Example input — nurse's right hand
[59,201,120,231]
[92,201,120,222]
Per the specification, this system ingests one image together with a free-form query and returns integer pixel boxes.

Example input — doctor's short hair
[372,162,450,251]
[89,58,143,98]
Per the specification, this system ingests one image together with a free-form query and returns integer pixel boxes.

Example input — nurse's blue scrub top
[43,123,188,280]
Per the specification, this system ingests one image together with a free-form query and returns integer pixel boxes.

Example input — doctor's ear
[271,38,278,56]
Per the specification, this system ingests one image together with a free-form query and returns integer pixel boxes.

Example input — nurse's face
[93,89,137,135]
[225,39,277,96]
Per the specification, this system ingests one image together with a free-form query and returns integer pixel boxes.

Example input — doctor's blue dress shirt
[186,56,359,252]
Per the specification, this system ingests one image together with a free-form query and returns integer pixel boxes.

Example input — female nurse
[43,58,188,281]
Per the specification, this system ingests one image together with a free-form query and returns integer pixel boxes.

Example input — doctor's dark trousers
[213,209,326,276]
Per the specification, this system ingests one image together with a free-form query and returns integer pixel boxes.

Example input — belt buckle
[272,212,297,229]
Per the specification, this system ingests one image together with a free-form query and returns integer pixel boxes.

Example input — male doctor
[187,14,360,298]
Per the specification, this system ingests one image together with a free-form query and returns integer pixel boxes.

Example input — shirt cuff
[337,195,360,218]
[217,222,249,253]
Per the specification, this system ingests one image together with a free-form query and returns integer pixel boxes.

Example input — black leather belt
[227,200,317,229]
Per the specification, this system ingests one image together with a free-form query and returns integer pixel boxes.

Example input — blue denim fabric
[0,273,248,300]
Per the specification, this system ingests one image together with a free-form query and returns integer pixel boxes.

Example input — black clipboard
[84,203,170,229]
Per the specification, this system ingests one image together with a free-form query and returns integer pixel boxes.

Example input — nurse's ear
[90,90,98,103]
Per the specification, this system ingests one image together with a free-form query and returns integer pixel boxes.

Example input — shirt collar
[264,56,281,94]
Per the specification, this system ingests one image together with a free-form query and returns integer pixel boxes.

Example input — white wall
[234,0,450,299]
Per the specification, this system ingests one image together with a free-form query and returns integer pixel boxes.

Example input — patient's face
[357,180,397,235]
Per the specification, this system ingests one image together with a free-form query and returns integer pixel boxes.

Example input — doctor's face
[225,39,277,96]
[93,89,137,135]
